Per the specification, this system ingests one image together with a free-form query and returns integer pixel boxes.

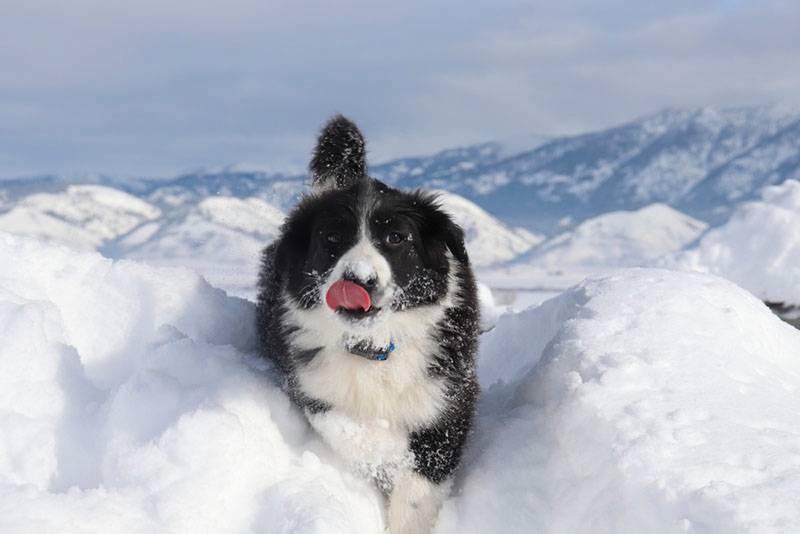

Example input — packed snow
[666,179,800,306]
[2,233,799,533]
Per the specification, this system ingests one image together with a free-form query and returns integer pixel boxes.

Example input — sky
[1,0,798,178]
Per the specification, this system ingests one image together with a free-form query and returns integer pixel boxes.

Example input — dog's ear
[439,214,469,265]
[310,115,367,192]
[416,193,470,266]
[272,207,313,276]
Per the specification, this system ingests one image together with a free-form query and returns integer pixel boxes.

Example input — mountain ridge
[2,105,798,234]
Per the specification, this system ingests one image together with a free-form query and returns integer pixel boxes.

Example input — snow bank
[666,179,800,306]
[2,233,799,533]
[443,269,800,533]
[0,233,381,533]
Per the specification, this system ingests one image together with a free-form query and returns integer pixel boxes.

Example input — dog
[256,116,479,533]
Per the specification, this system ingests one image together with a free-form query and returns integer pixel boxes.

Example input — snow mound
[0,185,160,250]
[666,179,800,306]
[0,232,381,533]
[435,191,542,267]
[517,203,708,269]
[444,269,800,533]
[2,233,799,533]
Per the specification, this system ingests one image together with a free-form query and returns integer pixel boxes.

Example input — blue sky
[1,0,798,177]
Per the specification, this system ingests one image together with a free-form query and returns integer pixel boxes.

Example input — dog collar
[347,339,396,361]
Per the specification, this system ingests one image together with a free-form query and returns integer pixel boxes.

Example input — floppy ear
[415,193,470,266]
[439,214,469,265]
[309,115,367,192]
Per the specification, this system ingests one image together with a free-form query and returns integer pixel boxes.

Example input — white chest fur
[287,301,448,429]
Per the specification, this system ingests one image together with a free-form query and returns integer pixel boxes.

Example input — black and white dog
[257,116,479,533]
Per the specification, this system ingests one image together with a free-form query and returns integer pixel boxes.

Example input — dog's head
[275,115,468,325]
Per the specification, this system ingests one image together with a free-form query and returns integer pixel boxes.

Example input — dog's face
[276,179,467,323]
[274,116,467,329]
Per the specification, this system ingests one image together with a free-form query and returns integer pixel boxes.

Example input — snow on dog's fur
[256,115,480,533]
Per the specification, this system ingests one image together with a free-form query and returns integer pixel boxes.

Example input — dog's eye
[385,232,406,245]
[325,232,342,244]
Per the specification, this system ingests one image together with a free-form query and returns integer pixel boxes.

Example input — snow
[515,203,708,270]
[444,269,800,533]
[435,191,542,267]
[0,185,160,250]
[0,232,380,533]
[665,179,800,306]
[106,196,285,299]
[480,203,709,309]
[2,233,799,533]
[0,185,536,297]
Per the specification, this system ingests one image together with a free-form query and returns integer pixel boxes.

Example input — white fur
[306,410,413,483]
[286,279,452,484]
[286,294,449,421]
[387,471,449,534]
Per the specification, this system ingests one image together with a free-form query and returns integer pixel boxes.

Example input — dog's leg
[387,470,448,534]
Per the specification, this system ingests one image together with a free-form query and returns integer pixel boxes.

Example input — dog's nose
[343,269,378,291]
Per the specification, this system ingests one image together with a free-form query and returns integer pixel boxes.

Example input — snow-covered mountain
[3,105,798,235]
[371,106,800,232]
[109,196,285,262]
[479,203,709,303]
[0,185,160,250]
[514,203,708,270]
[106,196,287,298]
[1,104,798,302]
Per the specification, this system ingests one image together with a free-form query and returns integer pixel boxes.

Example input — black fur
[256,115,479,489]
[309,114,367,191]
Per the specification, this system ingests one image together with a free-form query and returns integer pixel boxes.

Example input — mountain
[482,203,709,292]
[138,168,305,213]
[370,106,800,232]
[104,196,287,298]
[513,203,708,270]
[0,185,160,250]
[2,105,798,237]
[107,196,285,262]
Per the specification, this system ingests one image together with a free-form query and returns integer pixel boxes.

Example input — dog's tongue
[326,280,372,312]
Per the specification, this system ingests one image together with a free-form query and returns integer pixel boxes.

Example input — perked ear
[309,115,367,192]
